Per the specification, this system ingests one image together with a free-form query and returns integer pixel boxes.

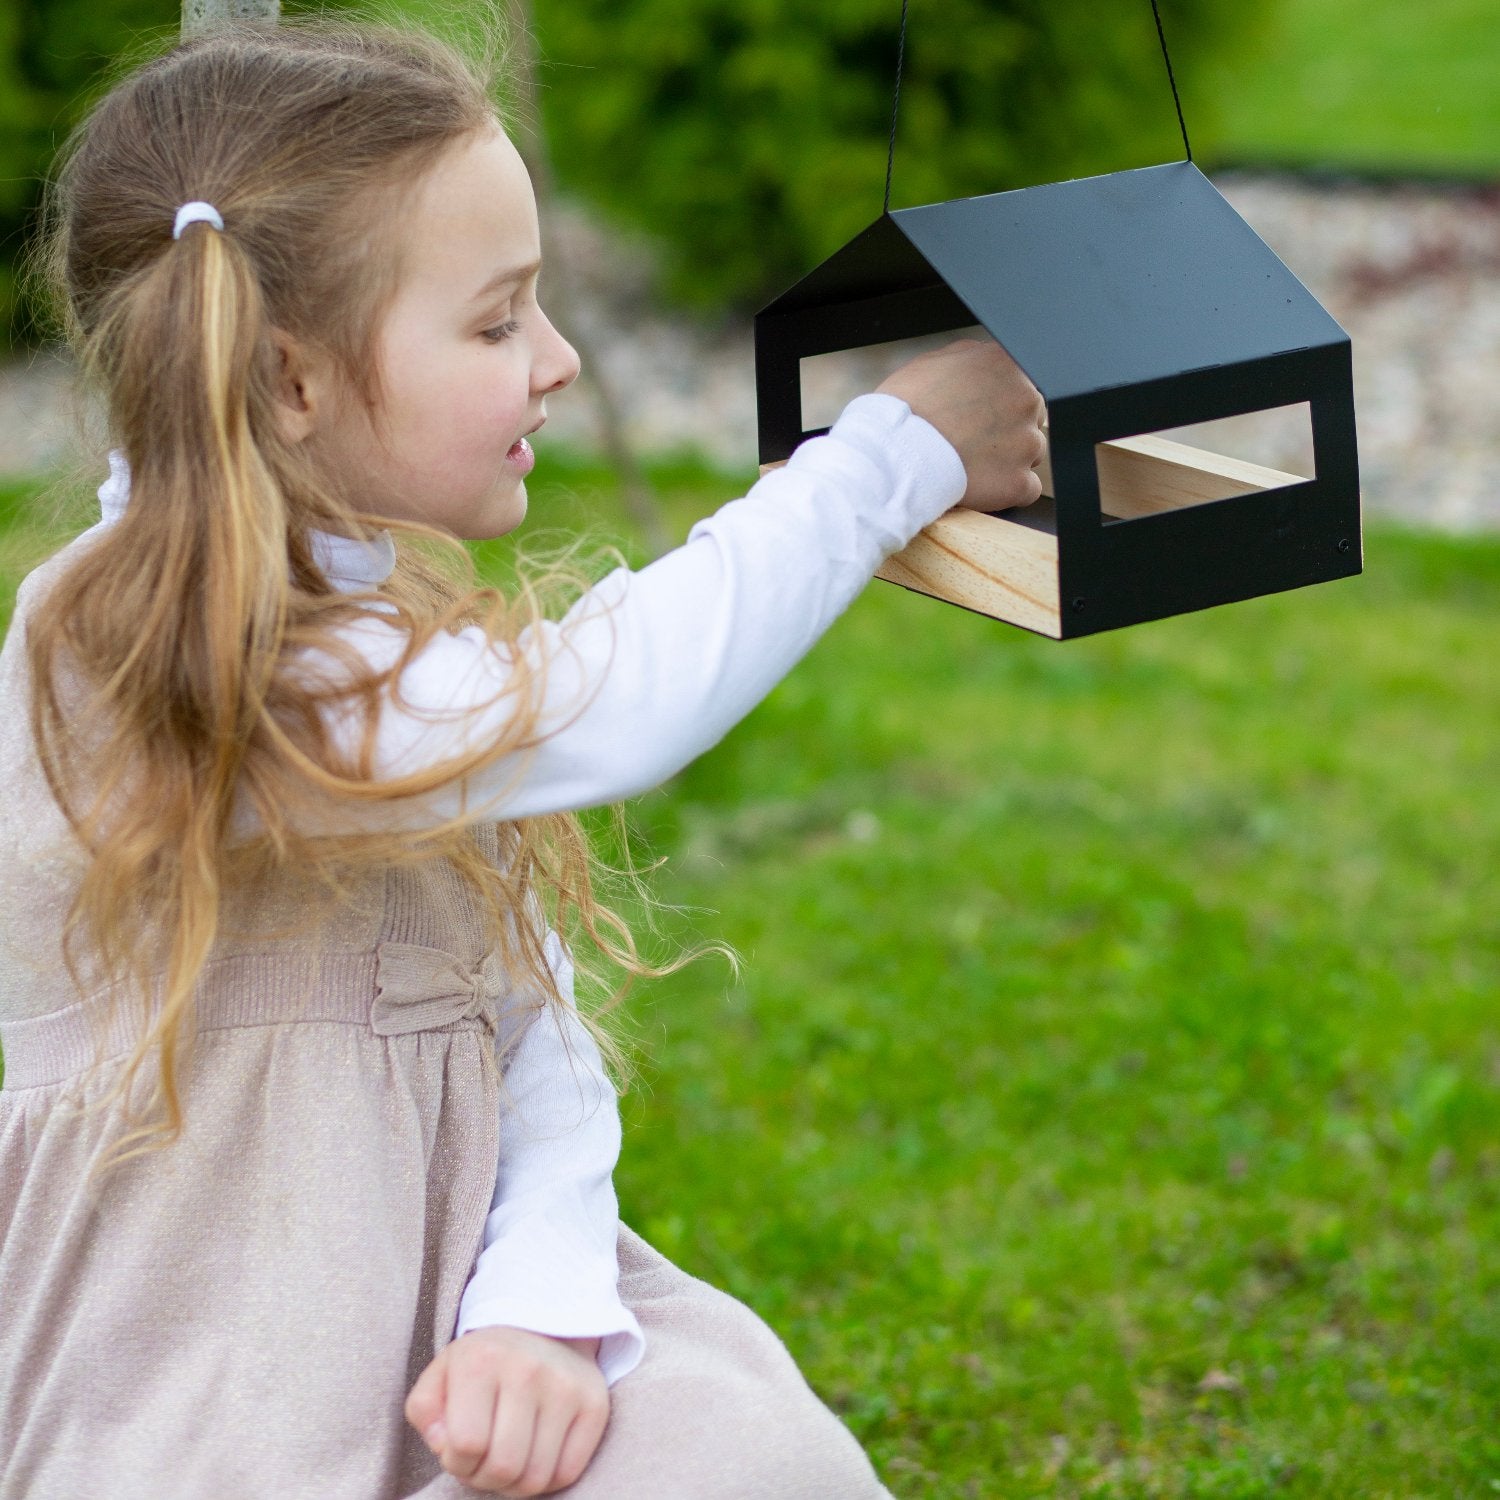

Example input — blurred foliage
[0,0,179,344]
[527,0,1262,311]
[7,0,1497,337]
[1206,0,1500,176]
[5,0,1247,337]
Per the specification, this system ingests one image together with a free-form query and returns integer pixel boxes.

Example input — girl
[0,18,1044,1500]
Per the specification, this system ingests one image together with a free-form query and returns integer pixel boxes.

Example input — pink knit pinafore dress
[0,542,891,1500]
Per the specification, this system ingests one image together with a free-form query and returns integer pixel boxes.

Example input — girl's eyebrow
[468,259,542,305]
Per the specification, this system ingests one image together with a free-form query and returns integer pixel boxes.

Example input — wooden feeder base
[764,435,1307,639]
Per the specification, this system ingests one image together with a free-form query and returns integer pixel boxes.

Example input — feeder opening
[799,327,988,432]
[1088,402,1315,525]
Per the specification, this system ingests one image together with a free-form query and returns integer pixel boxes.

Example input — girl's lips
[505,435,535,474]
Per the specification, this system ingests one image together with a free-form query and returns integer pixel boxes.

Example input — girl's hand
[405,1327,610,1496]
[876,338,1048,512]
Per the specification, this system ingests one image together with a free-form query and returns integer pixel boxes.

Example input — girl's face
[309,123,580,540]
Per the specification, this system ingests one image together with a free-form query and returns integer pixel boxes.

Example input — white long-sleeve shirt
[92,393,967,1386]
[462,934,644,1382]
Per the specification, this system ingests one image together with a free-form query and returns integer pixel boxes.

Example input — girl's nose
[537,317,581,395]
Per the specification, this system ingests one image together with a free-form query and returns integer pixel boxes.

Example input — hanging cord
[883,0,910,213]
[1150,0,1193,162]
[883,0,1193,211]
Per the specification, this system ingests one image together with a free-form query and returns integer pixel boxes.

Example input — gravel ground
[4,172,1498,531]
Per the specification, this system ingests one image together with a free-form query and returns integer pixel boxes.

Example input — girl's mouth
[505,436,535,474]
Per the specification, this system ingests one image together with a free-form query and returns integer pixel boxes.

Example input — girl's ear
[270,329,335,446]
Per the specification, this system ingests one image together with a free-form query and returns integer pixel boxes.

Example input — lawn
[578,465,1500,1497]
[1200,0,1500,175]
[4,455,1499,1497]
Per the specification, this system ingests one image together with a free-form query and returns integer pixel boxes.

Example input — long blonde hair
[26,19,674,1167]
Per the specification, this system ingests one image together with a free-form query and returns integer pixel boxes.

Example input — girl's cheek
[467,344,526,410]
[487,366,531,426]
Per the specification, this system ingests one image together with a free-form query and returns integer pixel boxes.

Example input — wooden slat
[1095,435,1306,519]
[874,509,1061,637]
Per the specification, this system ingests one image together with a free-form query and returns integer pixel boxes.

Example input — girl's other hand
[876,338,1048,512]
[405,1326,610,1496]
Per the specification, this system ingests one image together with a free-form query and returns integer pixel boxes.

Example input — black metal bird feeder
[753,14,1361,639]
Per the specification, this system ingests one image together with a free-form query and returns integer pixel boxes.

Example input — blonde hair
[26,18,678,1167]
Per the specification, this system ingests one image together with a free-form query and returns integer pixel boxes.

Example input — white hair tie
[172,201,224,239]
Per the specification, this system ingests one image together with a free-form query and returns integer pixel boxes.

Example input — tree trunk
[182,0,280,38]
[503,2,672,558]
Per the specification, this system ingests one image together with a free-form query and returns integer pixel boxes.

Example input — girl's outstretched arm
[303,392,968,829]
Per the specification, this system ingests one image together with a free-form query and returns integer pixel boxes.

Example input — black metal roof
[758,160,1348,405]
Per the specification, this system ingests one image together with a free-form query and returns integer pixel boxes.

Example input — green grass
[514,456,1500,1495]
[4,456,1499,1495]
[1200,0,1500,174]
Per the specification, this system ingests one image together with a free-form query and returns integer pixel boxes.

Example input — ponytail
[31,202,296,1161]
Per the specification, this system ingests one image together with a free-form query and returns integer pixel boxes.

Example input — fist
[877,338,1047,512]
[405,1327,610,1496]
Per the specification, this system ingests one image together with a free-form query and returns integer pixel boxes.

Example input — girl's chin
[476,481,527,540]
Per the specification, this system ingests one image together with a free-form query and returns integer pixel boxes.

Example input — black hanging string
[1150,0,1193,162]
[882,0,909,214]
[883,0,1194,212]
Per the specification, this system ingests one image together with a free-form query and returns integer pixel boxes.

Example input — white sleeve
[455,935,644,1387]
[299,394,966,830]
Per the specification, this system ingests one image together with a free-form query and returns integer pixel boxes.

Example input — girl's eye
[481,319,522,343]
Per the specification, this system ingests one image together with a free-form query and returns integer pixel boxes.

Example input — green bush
[0,0,179,345]
[0,0,1264,339]
[530,0,1266,311]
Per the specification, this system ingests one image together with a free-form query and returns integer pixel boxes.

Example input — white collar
[97,450,397,593]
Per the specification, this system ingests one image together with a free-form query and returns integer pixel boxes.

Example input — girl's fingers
[405,1351,449,1450]
[440,1369,503,1482]
[508,1392,585,1497]
[475,1389,539,1495]
[551,1390,611,1492]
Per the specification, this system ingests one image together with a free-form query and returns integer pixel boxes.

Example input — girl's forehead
[399,126,539,302]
